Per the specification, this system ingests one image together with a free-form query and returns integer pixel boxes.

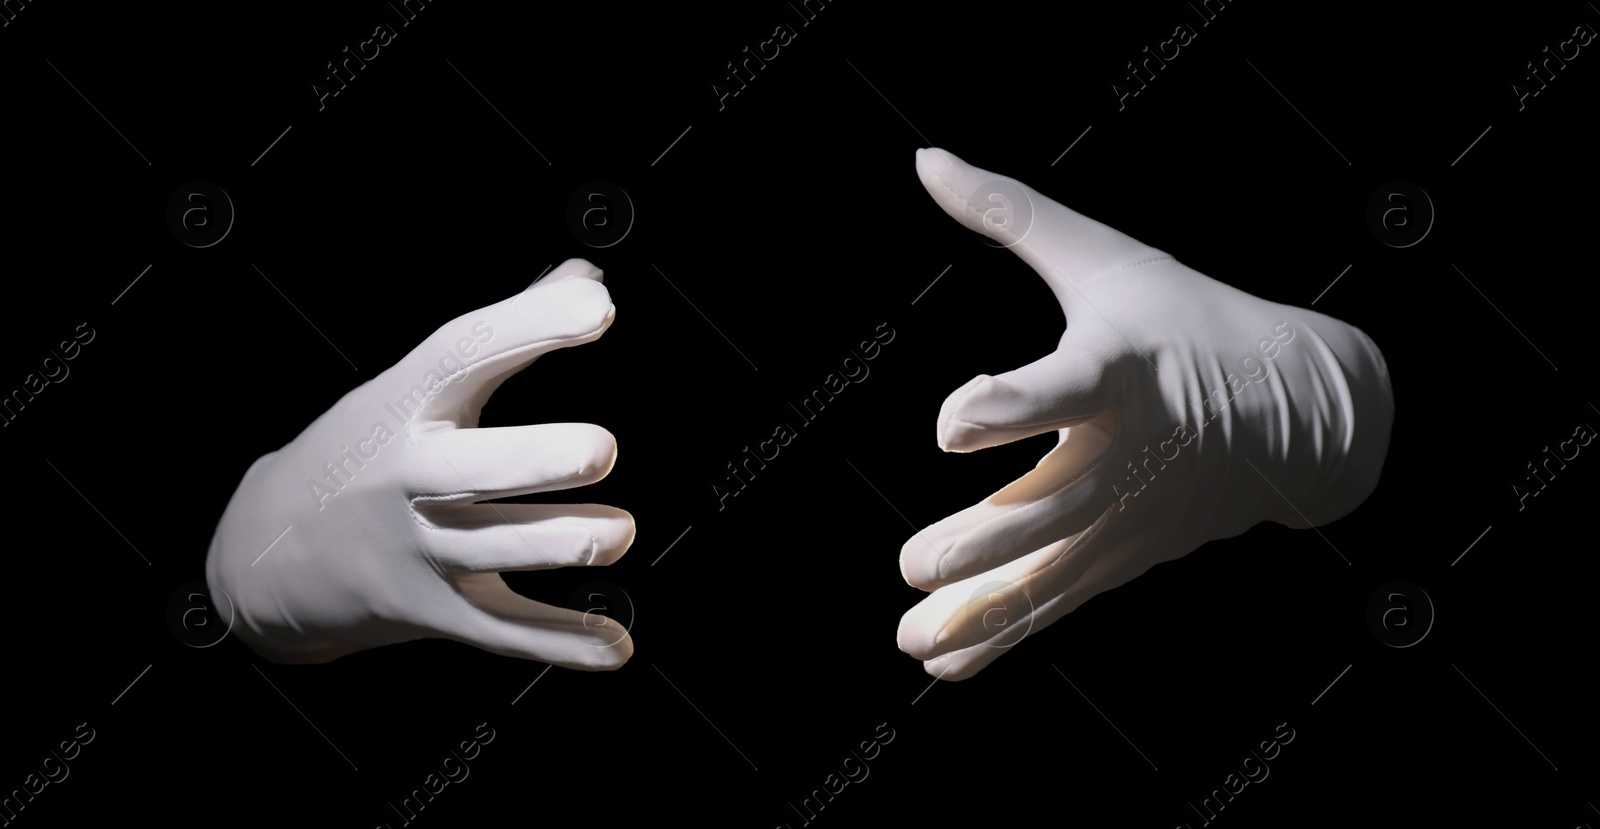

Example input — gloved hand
[898,149,1393,680]
[206,259,636,669]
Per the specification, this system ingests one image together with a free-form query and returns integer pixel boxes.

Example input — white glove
[206,259,636,669]
[898,149,1393,680]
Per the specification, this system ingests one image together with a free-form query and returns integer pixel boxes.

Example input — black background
[2,1,1597,826]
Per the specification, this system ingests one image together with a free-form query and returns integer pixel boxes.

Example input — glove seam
[1074,254,1176,285]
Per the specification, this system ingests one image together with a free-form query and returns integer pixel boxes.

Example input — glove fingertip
[543,257,604,286]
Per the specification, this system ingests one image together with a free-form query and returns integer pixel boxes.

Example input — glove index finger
[389,267,616,432]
